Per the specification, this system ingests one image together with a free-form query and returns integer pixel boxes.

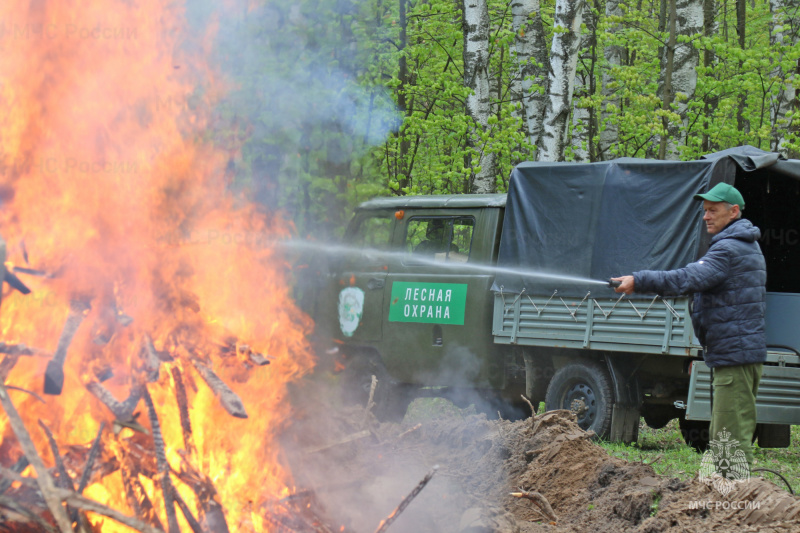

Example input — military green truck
[317,146,800,449]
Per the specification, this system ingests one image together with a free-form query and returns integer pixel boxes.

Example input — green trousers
[709,363,763,468]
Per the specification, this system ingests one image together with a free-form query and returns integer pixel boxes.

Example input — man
[612,182,767,467]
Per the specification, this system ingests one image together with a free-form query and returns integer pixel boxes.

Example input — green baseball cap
[694,182,745,209]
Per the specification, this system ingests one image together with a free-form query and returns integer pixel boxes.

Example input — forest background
[210,0,800,238]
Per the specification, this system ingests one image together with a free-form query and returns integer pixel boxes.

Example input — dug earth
[281,382,800,533]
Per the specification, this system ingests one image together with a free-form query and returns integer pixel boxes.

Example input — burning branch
[0,382,73,532]
[120,451,165,532]
[44,299,90,395]
[76,422,106,495]
[86,380,143,421]
[142,386,181,533]
[373,466,439,533]
[190,358,248,419]
[170,365,194,453]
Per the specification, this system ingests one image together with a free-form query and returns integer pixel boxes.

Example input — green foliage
[209,0,800,238]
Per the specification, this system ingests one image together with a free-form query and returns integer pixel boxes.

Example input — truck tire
[678,416,709,452]
[642,405,679,429]
[545,361,614,439]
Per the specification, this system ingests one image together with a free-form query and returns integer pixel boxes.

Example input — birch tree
[598,0,627,159]
[658,0,703,159]
[768,0,800,155]
[510,0,548,148]
[538,0,586,161]
[570,6,598,162]
[462,0,498,193]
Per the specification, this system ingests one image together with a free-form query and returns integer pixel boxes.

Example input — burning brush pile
[0,1,320,531]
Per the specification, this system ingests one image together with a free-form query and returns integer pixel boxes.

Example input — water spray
[277,239,620,288]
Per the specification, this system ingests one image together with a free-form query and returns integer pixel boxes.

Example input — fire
[0,1,314,531]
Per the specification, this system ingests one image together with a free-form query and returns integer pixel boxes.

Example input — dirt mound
[281,389,800,532]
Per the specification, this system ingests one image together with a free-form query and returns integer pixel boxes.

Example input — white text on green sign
[388,282,467,325]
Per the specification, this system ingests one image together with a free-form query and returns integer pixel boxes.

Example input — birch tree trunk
[599,0,628,159]
[658,0,702,159]
[462,0,498,193]
[538,0,585,161]
[769,0,799,156]
[510,0,549,149]
[570,7,598,162]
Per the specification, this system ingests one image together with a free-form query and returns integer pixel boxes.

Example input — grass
[597,419,800,494]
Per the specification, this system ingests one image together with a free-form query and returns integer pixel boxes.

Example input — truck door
[381,211,501,388]
[333,211,394,342]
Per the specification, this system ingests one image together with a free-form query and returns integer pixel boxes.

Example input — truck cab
[320,195,518,417]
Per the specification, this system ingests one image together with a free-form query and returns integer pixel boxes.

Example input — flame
[0,1,314,530]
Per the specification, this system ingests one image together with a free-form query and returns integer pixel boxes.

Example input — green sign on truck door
[388,282,468,324]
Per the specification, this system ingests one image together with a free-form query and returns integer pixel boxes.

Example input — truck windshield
[349,214,394,250]
[406,217,474,263]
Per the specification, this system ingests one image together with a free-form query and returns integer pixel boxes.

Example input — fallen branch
[191,359,248,418]
[362,374,377,425]
[395,423,422,442]
[0,382,73,532]
[509,489,558,524]
[303,430,371,454]
[373,466,438,533]
[520,394,536,419]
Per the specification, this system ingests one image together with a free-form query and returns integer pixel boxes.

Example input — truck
[316,146,800,450]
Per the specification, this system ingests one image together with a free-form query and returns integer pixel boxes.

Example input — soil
[281,385,800,533]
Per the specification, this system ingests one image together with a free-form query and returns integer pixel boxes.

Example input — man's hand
[611,275,634,295]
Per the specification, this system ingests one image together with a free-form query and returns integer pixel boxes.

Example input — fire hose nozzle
[608,279,621,288]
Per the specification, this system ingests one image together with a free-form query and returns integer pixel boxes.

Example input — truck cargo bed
[492,291,700,356]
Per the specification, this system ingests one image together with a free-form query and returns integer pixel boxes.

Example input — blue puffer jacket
[634,219,766,368]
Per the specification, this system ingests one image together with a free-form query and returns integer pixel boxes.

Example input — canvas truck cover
[492,146,800,298]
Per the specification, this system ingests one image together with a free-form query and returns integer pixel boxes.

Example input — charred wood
[141,335,172,382]
[171,486,204,533]
[143,386,180,533]
[190,359,248,419]
[237,344,271,366]
[44,299,90,396]
[170,366,194,453]
[86,381,142,421]
[0,493,58,532]
[373,466,438,533]
[0,382,73,532]
[0,455,29,494]
[120,452,164,532]
[174,452,230,533]
[76,422,106,495]
[36,420,75,491]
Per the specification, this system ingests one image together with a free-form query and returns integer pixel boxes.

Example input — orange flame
[0,1,314,530]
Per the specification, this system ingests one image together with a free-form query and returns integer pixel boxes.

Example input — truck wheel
[545,361,613,439]
[642,405,678,429]
[678,416,709,452]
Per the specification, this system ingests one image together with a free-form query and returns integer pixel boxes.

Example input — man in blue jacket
[612,182,767,468]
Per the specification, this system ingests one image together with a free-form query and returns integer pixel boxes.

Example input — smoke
[186,0,401,224]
